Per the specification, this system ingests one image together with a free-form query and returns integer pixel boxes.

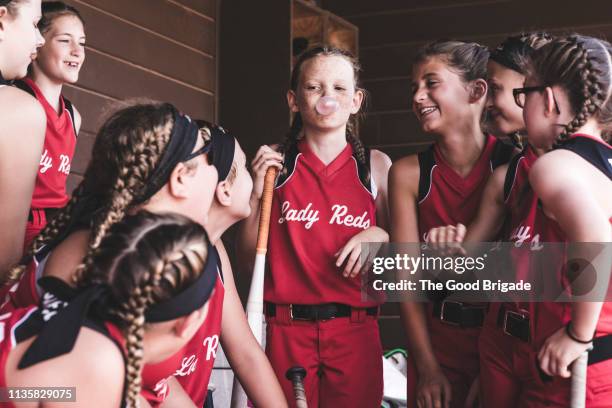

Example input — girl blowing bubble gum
[239,46,392,407]
[0,211,220,408]
[0,0,46,274]
[389,40,515,408]
[17,1,86,248]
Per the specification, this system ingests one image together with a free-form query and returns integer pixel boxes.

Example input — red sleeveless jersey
[418,134,512,237]
[141,269,225,407]
[23,78,77,209]
[266,141,378,307]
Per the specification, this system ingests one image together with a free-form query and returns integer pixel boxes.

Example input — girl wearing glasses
[0,0,46,274]
[0,101,286,407]
[525,35,612,407]
[389,40,515,408]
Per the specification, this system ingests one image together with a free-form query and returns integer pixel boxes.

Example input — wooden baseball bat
[286,366,308,408]
[231,167,278,408]
[570,350,589,408]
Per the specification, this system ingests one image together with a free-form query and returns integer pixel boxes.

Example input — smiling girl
[389,41,514,408]
[16,1,86,248]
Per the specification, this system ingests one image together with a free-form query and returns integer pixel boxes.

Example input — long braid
[75,109,173,283]
[531,35,612,144]
[83,212,211,408]
[557,38,606,141]
[346,120,370,184]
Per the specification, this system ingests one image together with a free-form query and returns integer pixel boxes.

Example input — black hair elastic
[18,242,218,369]
[565,321,594,345]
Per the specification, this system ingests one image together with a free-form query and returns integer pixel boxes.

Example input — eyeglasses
[513,86,561,114]
[182,128,213,162]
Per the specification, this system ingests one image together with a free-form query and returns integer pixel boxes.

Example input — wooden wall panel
[67,1,215,91]
[57,0,218,183]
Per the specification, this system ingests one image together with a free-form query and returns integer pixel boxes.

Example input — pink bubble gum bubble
[315,96,340,116]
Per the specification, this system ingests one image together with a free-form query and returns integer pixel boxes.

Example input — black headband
[137,109,205,203]
[18,243,219,369]
[0,1,13,6]
[211,126,236,182]
[489,38,534,74]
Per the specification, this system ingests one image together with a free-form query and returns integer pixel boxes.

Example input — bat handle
[571,350,589,408]
[256,167,279,255]
[286,366,308,408]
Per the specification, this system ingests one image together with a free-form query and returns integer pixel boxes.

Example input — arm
[0,88,46,275]
[389,156,451,408]
[464,164,508,242]
[371,149,392,231]
[427,165,508,250]
[217,242,288,407]
[158,376,197,408]
[530,150,612,377]
[73,105,82,135]
[235,145,283,275]
[335,150,392,278]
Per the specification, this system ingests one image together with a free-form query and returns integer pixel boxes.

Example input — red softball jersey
[265,140,379,307]
[19,78,77,209]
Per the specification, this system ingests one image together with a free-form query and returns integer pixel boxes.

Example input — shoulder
[370,149,392,173]
[491,163,509,185]
[0,86,45,121]
[8,327,124,392]
[72,104,82,134]
[529,150,580,201]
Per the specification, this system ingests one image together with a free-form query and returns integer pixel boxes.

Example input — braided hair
[5,101,177,285]
[80,211,211,408]
[528,35,612,143]
[281,46,369,182]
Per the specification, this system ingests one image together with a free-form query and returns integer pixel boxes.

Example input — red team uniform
[480,135,612,407]
[15,78,77,248]
[265,140,383,407]
[409,134,513,407]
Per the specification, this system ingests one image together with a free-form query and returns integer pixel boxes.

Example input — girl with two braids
[0,101,285,407]
[0,211,220,408]
[0,0,46,273]
[522,34,612,406]
[389,41,515,408]
[239,46,392,406]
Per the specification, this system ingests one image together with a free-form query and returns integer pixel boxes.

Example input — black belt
[265,303,378,321]
[28,208,60,222]
[433,300,486,328]
[589,333,612,365]
[497,304,530,343]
